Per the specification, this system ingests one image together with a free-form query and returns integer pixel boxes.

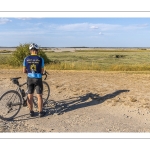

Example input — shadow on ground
[8,89,129,121]
[45,89,130,115]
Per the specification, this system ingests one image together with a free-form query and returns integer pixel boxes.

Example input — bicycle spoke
[0,90,21,120]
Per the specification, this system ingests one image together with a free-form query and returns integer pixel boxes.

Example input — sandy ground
[1,69,150,133]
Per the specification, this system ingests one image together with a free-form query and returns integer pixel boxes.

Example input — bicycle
[0,71,50,121]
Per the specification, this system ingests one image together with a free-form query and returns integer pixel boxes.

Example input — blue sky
[0,17,150,47]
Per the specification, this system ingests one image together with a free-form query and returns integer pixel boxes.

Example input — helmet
[29,43,39,50]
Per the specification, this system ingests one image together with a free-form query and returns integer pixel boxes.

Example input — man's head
[29,43,39,54]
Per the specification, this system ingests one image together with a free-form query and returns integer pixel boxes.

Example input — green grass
[0,50,12,53]
[44,50,150,71]
[0,54,11,64]
[1,49,150,71]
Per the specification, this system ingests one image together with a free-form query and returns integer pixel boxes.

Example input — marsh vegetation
[1,47,150,71]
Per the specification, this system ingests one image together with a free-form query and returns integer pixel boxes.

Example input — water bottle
[21,89,25,97]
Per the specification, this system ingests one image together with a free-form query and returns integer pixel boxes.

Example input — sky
[0,17,150,47]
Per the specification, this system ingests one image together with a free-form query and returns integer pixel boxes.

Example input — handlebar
[42,70,49,80]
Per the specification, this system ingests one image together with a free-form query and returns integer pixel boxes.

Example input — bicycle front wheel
[0,90,22,120]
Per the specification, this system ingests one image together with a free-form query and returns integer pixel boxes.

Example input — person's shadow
[11,89,130,121]
[45,89,130,115]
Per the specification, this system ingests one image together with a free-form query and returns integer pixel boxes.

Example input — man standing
[23,43,46,117]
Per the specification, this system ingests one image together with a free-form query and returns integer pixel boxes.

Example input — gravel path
[1,69,150,133]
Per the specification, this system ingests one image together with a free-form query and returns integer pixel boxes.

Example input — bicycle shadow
[11,89,129,121]
[45,89,130,115]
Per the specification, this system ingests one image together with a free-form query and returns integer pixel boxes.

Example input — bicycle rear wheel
[0,90,22,120]
[42,81,50,105]
[33,81,50,108]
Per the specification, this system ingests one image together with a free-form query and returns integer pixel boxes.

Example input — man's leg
[27,94,34,111]
[37,94,46,117]
[36,78,46,117]
[37,94,43,112]
[27,77,35,116]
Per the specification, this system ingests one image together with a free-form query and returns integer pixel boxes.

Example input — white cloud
[0,30,46,36]
[0,18,12,24]
[16,18,31,20]
[42,22,150,33]
[0,21,149,39]
[57,23,89,31]
[90,26,99,29]
[99,32,103,35]
[123,23,149,30]
[56,23,122,32]
[138,23,149,27]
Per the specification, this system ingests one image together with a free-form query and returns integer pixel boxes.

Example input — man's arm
[41,68,44,74]
[41,58,44,74]
[23,66,27,73]
[23,58,27,73]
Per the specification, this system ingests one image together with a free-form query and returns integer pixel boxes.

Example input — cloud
[57,23,89,31]
[138,23,149,27]
[0,29,46,36]
[16,18,31,20]
[121,23,149,30]
[90,26,99,29]
[56,23,149,32]
[1,20,148,39]
[0,18,12,24]
[55,23,123,33]
[90,23,149,32]
[99,32,103,35]
[57,23,121,31]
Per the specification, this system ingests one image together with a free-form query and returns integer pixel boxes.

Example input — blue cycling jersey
[23,54,44,78]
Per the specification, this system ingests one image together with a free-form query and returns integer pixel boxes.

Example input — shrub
[8,43,50,66]
[38,49,51,64]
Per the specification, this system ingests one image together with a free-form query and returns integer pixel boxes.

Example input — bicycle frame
[7,82,27,107]
[0,71,50,120]
[9,70,49,107]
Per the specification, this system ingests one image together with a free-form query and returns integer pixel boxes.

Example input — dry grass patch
[130,97,137,102]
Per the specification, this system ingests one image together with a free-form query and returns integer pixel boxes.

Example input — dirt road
[1,69,150,133]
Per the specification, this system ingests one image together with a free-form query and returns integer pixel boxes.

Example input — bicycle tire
[42,81,50,105]
[33,81,50,108]
[0,90,22,121]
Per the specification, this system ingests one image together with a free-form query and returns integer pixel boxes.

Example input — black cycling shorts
[27,77,43,94]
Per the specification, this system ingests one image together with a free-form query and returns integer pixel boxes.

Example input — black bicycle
[0,71,50,121]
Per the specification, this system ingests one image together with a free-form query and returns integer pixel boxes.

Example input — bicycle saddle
[10,77,21,80]
[10,77,21,84]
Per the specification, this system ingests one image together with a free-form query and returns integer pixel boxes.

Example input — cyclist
[23,43,46,117]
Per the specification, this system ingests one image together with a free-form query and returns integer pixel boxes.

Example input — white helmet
[29,43,39,50]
